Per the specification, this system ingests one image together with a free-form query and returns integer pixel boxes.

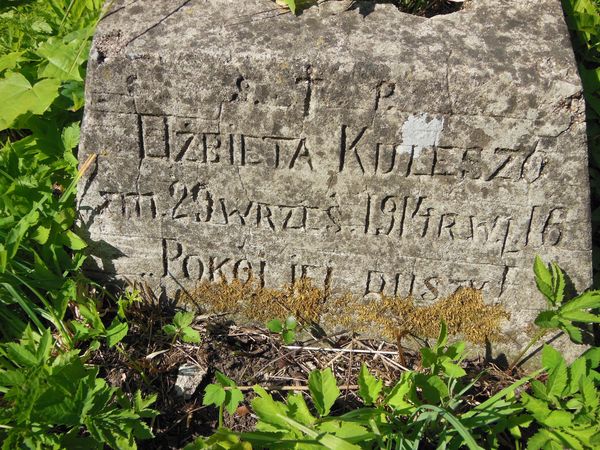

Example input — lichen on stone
[183,277,510,344]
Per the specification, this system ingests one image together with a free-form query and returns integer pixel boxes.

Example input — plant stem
[509,328,547,371]
[219,403,224,428]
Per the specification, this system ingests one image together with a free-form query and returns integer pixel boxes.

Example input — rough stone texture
[79,0,593,358]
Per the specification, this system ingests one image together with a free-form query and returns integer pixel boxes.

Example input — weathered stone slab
[79,0,593,357]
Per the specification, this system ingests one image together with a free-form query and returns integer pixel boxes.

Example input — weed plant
[0,1,157,448]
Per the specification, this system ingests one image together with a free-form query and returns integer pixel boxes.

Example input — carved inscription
[89,111,572,304]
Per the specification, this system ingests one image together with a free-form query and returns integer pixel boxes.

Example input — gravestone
[79,0,593,356]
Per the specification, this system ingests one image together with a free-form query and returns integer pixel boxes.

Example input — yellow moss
[183,277,510,344]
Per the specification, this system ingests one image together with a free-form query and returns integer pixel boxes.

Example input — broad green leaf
[31,224,51,245]
[308,367,340,417]
[5,210,40,258]
[59,230,87,250]
[535,310,560,328]
[285,316,297,330]
[4,342,39,367]
[521,393,551,422]
[266,319,283,333]
[251,385,293,431]
[317,420,371,441]
[533,256,554,304]
[0,52,25,73]
[106,320,128,348]
[415,374,448,404]
[162,324,177,335]
[0,73,60,131]
[215,371,237,388]
[225,388,244,414]
[286,393,316,425]
[542,345,564,371]
[441,360,467,378]
[281,330,295,345]
[420,347,437,368]
[562,322,584,343]
[36,32,90,82]
[61,122,80,151]
[384,373,413,412]
[181,327,201,344]
[546,364,568,398]
[173,311,194,328]
[357,363,383,405]
[203,384,226,407]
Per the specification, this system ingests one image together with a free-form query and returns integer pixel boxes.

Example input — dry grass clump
[184,278,509,344]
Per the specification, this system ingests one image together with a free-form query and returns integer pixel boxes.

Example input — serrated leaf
[562,322,584,344]
[181,327,201,344]
[542,345,565,371]
[173,311,194,328]
[533,311,560,328]
[527,429,553,450]
[0,73,60,131]
[550,262,565,305]
[357,363,383,405]
[31,224,51,245]
[286,393,316,425]
[308,367,340,417]
[420,347,437,368]
[203,384,226,407]
[561,291,600,312]
[225,388,244,415]
[162,324,177,335]
[568,357,586,395]
[61,122,80,151]
[543,410,572,427]
[521,392,551,421]
[534,256,554,304]
[215,371,237,388]
[560,309,600,323]
[384,373,413,412]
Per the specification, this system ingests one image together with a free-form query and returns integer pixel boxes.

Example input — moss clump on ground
[184,278,510,344]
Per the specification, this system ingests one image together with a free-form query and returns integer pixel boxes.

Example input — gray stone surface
[79,0,593,357]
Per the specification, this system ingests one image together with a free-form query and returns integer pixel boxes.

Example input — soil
[89,283,522,450]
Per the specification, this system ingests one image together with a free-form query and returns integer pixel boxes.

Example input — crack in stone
[126,0,192,47]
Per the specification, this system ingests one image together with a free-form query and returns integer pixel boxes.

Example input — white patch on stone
[400,114,444,157]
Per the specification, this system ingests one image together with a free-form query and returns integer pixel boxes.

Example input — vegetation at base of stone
[193,324,600,449]
[0,2,157,448]
[191,259,600,449]
[276,0,462,16]
[562,0,600,286]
